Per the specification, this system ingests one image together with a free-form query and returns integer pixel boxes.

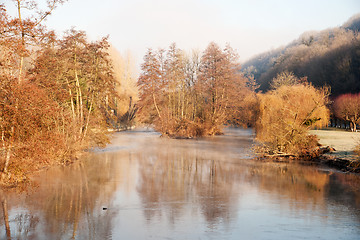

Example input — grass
[310,128,360,161]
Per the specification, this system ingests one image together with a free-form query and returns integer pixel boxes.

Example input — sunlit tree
[0,2,121,184]
[137,48,165,125]
[137,42,256,137]
[256,81,330,156]
[333,93,360,132]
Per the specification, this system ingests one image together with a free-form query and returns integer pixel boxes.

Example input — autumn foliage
[333,93,360,132]
[0,2,121,184]
[255,75,330,157]
[137,43,256,138]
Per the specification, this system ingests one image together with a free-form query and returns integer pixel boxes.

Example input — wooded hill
[242,14,360,97]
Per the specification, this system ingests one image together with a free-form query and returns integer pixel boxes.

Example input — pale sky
[4,0,360,67]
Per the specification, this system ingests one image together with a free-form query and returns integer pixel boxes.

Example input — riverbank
[310,128,360,172]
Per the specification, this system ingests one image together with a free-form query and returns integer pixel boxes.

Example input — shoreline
[311,128,359,173]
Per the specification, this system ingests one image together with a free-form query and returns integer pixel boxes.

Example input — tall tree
[197,42,252,134]
[5,0,66,83]
[31,29,118,144]
[137,48,164,125]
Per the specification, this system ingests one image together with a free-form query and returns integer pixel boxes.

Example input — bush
[255,83,330,157]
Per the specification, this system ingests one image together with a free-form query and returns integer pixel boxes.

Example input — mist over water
[1,128,359,239]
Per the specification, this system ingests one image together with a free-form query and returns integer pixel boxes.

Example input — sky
[4,0,360,68]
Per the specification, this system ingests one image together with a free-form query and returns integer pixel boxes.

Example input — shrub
[255,83,330,156]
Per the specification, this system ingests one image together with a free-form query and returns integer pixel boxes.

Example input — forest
[242,14,360,97]
[1,1,359,186]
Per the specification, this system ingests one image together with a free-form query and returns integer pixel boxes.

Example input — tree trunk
[75,70,84,135]
[2,198,11,240]
[153,94,162,119]
[352,121,357,132]
[17,0,25,84]
[82,99,93,140]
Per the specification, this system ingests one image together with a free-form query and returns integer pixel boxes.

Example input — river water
[1,128,360,240]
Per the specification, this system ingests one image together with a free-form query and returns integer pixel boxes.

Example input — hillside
[242,14,360,96]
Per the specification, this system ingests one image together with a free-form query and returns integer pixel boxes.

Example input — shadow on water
[0,128,360,239]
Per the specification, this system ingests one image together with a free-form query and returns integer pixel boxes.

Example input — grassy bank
[310,128,360,172]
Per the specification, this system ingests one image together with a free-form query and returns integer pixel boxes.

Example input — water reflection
[1,128,360,239]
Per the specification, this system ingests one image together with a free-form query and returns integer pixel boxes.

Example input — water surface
[1,128,360,239]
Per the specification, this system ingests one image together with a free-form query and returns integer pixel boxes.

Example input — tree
[197,42,253,134]
[30,29,118,144]
[137,48,164,125]
[137,43,256,138]
[108,47,138,129]
[4,0,66,83]
[0,79,65,182]
[1,2,123,185]
[270,71,299,89]
[333,93,360,132]
[256,81,330,156]
[0,2,67,183]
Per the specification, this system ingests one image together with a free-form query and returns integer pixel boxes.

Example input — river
[1,128,360,239]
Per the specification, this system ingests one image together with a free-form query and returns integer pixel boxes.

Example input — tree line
[137,44,336,158]
[0,1,134,184]
[137,43,257,138]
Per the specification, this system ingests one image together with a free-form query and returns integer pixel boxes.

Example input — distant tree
[256,83,330,156]
[197,43,253,134]
[108,47,138,128]
[137,48,165,125]
[137,43,256,137]
[270,71,299,89]
[333,93,360,132]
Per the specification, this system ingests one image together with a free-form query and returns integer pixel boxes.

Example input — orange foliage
[256,82,330,156]
[137,43,256,138]
[0,79,67,183]
[0,3,120,185]
[333,93,360,132]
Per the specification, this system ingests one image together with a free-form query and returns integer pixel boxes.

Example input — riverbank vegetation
[0,1,135,185]
[137,43,257,138]
[136,14,360,167]
[1,1,359,186]
[255,73,330,157]
[137,45,332,158]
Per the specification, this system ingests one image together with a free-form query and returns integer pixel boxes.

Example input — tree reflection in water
[0,128,360,239]
[0,152,127,239]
